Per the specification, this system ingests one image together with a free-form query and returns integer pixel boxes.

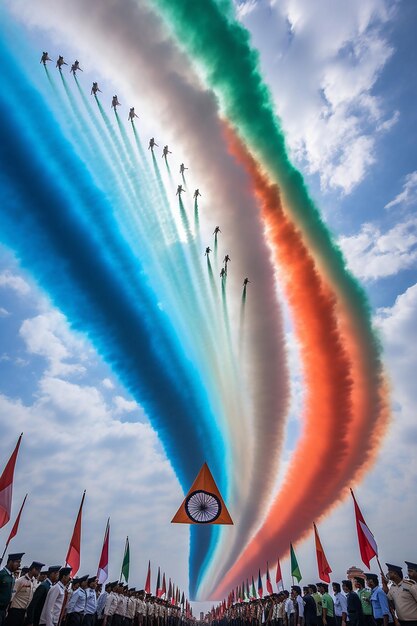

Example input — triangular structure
[171,462,233,525]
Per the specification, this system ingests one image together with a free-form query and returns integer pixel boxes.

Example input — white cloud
[0,270,31,295]
[0,307,10,317]
[19,310,89,377]
[112,395,139,415]
[338,217,417,280]
[385,170,417,210]
[240,0,397,193]
[0,378,187,588]
[102,377,115,390]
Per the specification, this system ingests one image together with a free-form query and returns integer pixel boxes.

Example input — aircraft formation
[40,51,250,290]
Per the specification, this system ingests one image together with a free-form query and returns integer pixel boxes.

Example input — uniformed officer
[39,567,72,626]
[0,554,25,626]
[66,576,88,626]
[405,564,417,585]
[365,574,389,626]
[7,562,45,626]
[26,566,61,626]
[103,581,119,626]
[353,578,373,626]
[82,578,97,626]
[385,564,417,626]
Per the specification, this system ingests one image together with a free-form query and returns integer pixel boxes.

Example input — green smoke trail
[221,274,233,354]
[150,0,382,362]
[194,199,200,230]
[164,156,173,180]
[239,284,247,355]
[44,66,58,94]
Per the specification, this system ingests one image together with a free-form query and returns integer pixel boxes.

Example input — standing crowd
[0,554,193,626]
[207,563,417,626]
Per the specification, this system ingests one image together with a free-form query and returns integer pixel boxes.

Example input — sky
[0,0,416,612]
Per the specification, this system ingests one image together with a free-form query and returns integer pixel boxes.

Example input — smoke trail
[212,132,361,597]
[194,199,200,231]
[0,41,226,500]
[239,285,247,355]
[8,0,289,596]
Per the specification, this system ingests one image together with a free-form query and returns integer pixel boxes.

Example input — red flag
[162,573,167,598]
[65,491,85,577]
[171,583,176,605]
[5,493,27,547]
[97,518,110,584]
[313,523,332,583]
[275,558,283,590]
[351,489,378,568]
[145,561,151,594]
[0,434,23,528]
[266,562,273,595]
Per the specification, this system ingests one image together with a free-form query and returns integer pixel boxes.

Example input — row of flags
[0,435,189,609]
[0,434,380,602]
[223,489,380,606]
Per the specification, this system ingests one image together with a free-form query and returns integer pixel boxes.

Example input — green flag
[290,543,302,582]
[121,537,130,583]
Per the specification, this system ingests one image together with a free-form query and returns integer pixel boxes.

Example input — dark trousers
[0,609,7,626]
[83,616,95,626]
[67,613,83,626]
[5,609,26,626]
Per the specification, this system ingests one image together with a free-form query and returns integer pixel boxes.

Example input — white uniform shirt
[104,592,118,617]
[295,596,304,619]
[84,588,97,615]
[10,575,35,609]
[334,593,347,618]
[39,581,66,626]
[285,598,295,617]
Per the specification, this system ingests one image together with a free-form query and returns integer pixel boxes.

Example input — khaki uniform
[388,580,417,622]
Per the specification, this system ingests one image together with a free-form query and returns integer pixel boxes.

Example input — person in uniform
[0,554,24,626]
[103,582,119,626]
[302,588,317,626]
[7,562,45,626]
[385,564,417,626]
[136,591,146,626]
[405,565,417,585]
[82,577,97,626]
[26,566,61,626]
[354,578,373,626]
[96,584,111,626]
[331,583,347,626]
[365,574,389,626]
[39,567,72,626]
[66,576,88,626]
[317,584,334,626]
[308,585,322,626]
[341,581,364,626]
[179,164,188,175]
[290,587,304,626]
[125,589,136,626]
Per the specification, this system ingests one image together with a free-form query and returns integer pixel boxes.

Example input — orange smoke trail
[211,129,355,597]
[213,129,389,597]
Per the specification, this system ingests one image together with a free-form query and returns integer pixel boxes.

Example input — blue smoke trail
[0,33,222,592]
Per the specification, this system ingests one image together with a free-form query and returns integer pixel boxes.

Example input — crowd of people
[0,554,193,626]
[206,563,417,626]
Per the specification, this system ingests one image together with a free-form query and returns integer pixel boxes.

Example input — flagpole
[0,545,7,566]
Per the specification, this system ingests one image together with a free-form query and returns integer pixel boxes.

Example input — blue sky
[0,0,416,609]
